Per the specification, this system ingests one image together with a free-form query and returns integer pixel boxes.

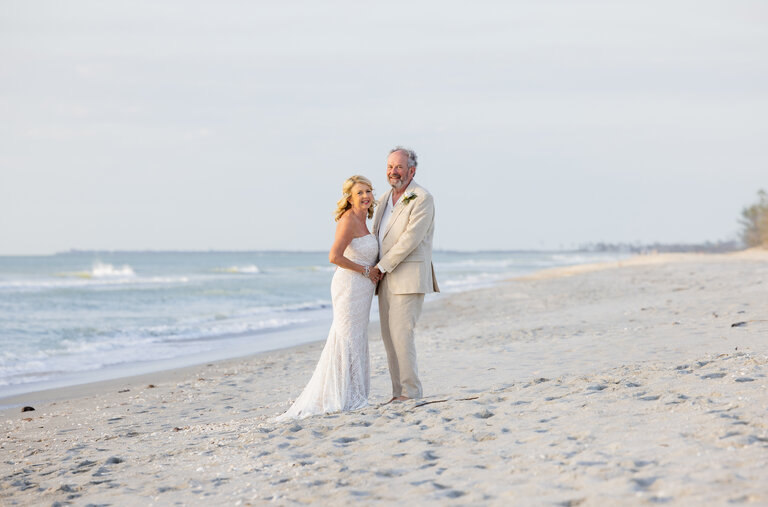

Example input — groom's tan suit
[373,180,439,399]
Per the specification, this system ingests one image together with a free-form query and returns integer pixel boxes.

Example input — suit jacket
[373,180,439,295]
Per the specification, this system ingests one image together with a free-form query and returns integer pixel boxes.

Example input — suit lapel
[381,181,417,242]
[373,189,391,236]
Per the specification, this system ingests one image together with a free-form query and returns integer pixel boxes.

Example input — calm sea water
[0,250,628,397]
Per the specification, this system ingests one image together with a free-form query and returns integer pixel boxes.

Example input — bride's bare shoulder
[334,211,356,234]
[336,211,367,240]
[336,209,353,226]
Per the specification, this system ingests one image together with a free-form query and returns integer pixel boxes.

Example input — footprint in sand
[71,460,97,475]
[284,424,302,433]
[474,410,494,419]
[631,476,658,491]
[333,437,357,446]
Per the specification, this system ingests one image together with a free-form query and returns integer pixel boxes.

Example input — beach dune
[2,250,767,505]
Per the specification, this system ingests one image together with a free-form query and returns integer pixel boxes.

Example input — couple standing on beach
[277,147,439,420]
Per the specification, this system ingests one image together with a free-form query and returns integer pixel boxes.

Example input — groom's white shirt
[376,191,403,268]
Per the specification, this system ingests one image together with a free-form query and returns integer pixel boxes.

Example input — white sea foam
[0,314,312,388]
[90,262,136,278]
[440,272,517,293]
[309,265,336,272]
[0,275,189,290]
[435,258,519,270]
[52,262,137,279]
[279,300,332,312]
[436,253,617,271]
[215,265,261,274]
[141,315,309,343]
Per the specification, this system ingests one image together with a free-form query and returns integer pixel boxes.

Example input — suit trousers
[377,274,425,399]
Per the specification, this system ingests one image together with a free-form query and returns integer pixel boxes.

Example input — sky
[1,1,766,254]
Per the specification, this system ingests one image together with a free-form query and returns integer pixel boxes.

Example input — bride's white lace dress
[277,234,378,420]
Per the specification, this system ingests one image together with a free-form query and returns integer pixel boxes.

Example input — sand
[1,250,767,505]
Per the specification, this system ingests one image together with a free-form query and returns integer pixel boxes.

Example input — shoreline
[0,248,645,410]
[0,319,335,409]
[2,249,767,505]
[0,340,314,414]
[0,249,630,408]
[1,248,762,412]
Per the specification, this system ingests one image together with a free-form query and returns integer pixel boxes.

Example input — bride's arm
[328,214,371,277]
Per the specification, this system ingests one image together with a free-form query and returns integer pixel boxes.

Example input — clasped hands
[368,266,383,284]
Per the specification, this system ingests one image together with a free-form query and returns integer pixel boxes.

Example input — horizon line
[0,240,742,257]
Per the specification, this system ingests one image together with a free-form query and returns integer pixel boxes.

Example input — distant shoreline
[0,240,745,257]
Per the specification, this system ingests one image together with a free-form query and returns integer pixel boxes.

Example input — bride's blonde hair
[334,175,375,221]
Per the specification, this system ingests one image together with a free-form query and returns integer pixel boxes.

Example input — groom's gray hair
[389,146,418,169]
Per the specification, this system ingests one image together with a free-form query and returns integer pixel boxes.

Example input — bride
[276,175,381,420]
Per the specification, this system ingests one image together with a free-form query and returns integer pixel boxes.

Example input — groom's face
[386,151,415,191]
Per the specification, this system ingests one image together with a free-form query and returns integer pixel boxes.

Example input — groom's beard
[388,177,408,190]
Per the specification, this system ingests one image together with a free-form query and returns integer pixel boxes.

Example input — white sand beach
[2,250,767,505]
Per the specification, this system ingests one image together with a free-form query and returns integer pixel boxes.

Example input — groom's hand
[370,266,383,284]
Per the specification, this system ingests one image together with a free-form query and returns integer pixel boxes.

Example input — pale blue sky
[1,1,766,254]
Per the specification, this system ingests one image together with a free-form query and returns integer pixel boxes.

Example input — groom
[370,147,439,402]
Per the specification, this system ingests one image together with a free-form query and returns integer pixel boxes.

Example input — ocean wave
[435,258,519,270]
[214,264,261,275]
[0,261,188,290]
[56,262,136,279]
[91,262,136,278]
[0,340,198,388]
[175,300,332,328]
[312,266,336,272]
[0,315,312,388]
[440,272,510,292]
[436,253,614,271]
[278,300,332,312]
[0,276,190,291]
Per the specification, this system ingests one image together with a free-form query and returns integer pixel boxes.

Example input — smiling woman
[333,175,376,222]
[329,175,378,279]
[276,174,379,420]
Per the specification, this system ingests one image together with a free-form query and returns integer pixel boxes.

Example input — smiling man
[371,147,439,402]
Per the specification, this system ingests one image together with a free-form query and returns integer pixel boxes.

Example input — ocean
[0,250,628,398]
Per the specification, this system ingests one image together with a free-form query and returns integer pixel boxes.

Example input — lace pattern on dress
[276,234,378,420]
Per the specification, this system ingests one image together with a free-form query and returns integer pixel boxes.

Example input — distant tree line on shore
[740,189,768,248]
[580,189,768,253]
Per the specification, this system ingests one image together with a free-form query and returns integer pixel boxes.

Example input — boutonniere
[402,191,418,205]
